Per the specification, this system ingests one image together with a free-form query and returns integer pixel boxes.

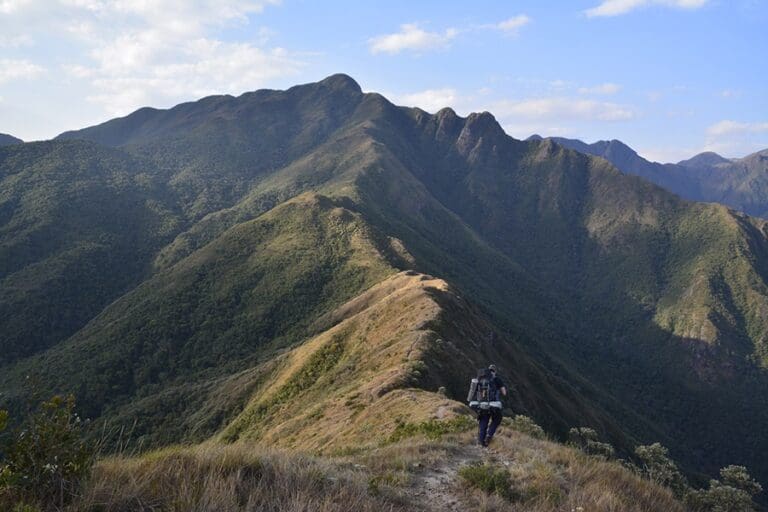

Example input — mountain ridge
[0,133,22,146]
[547,135,768,218]
[3,74,768,496]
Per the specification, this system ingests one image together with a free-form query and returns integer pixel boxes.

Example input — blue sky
[0,0,765,161]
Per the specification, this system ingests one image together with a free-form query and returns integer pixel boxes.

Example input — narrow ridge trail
[405,442,505,511]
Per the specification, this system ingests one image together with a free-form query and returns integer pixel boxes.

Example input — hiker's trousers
[478,409,502,444]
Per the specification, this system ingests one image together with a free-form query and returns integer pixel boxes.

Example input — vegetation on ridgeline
[4,399,761,511]
[550,136,768,219]
[3,74,768,507]
[0,396,94,510]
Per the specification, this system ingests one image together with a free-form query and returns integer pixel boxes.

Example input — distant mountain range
[0,133,22,146]
[531,135,768,219]
[3,75,768,497]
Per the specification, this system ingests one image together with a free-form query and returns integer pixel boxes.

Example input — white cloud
[0,0,30,14]
[707,120,768,137]
[700,120,768,158]
[0,59,44,84]
[585,0,707,17]
[87,43,301,115]
[369,23,458,55]
[0,0,302,117]
[578,82,621,95]
[396,88,459,113]
[491,97,635,122]
[390,86,636,141]
[719,89,741,98]
[0,33,33,47]
[495,14,531,34]
[700,140,767,159]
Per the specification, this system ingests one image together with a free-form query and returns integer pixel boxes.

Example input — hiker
[467,364,508,447]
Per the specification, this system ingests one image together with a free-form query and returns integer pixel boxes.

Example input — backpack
[467,368,501,411]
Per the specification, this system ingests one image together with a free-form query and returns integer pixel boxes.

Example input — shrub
[634,443,688,499]
[0,395,94,510]
[506,415,546,439]
[458,462,515,500]
[567,427,614,459]
[719,465,763,497]
[686,465,762,512]
[387,415,475,443]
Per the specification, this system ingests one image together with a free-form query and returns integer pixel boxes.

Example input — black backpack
[467,368,501,411]
[471,368,498,403]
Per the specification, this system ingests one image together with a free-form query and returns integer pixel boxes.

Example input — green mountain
[0,133,23,146]
[547,136,768,219]
[3,75,768,496]
[0,140,181,364]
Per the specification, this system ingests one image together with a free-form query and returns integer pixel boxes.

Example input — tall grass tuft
[71,443,407,512]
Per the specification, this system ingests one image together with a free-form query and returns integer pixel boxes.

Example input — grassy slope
[64,429,683,512]
[219,271,623,453]
[1,193,396,445]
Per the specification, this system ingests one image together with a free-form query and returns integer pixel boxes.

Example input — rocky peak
[317,73,363,95]
[677,151,731,168]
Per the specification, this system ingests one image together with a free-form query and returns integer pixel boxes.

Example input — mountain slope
[0,133,22,146]
[58,74,368,219]
[220,271,626,452]
[1,192,398,444]
[549,136,768,219]
[3,74,768,492]
[0,140,182,364]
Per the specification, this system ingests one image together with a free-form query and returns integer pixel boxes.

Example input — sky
[0,0,766,162]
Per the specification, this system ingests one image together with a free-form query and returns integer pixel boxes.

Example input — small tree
[0,395,93,510]
[634,443,688,499]
[567,427,614,459]
[508,415,546,440]
[686,465,763,512]
[720,466,763,497]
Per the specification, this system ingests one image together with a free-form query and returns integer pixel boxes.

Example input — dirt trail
[405,443,490,511]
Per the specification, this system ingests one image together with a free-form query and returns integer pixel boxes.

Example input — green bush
[567,427,614,459]
[458,462,515,500]
[387,415,475,443]
[634,443,688,499]
[506,415,546,439]
[686,465,762,512]
[0,395,94,510]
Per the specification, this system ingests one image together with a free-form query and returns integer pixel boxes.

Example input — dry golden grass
[457,430,685,512]
[220,271,468,452]
[69,443,413,512]
[54,419,685,512]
